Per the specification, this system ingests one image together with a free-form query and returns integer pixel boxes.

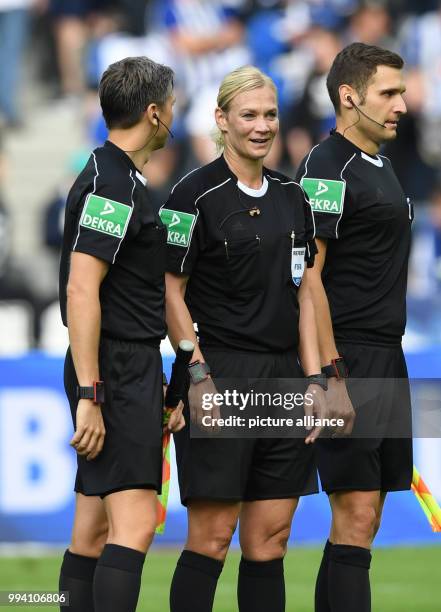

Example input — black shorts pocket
[224,235,262,294]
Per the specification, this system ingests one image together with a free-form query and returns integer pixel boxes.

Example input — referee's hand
[304,384,328,444]
[70,399,106,461]
[326,378,355,437]
[164,401,186,433]
[188,376,221,433]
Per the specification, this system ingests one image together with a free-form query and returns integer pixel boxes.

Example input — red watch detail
[93,381,105,404]
[322,357,348,380]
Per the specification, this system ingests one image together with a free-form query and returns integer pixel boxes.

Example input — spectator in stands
[0,128,42,345]
[0,0,34,128]
[0,130,10,276]
[383,67,436,200]
[117,0,151,36]
[345,1,394,48]
[142,143,181,212]
[284,27,341,171]
[257,0,351,115]
[407,177,441,302]
[43,150,90,252]
[47,0,119,98]
[399,1,441,171]
[161,0,251,164]
[242,1,288,105]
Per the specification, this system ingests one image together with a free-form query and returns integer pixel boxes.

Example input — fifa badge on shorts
[291,247,305,287]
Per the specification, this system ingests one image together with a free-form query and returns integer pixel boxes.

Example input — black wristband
[306,374,328,391]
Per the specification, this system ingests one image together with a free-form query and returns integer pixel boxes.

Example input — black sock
[237,557,285,612]
[93,544,146,612]
[315,540,332,612]
[170,550,223,612]
[328,544,372,612]
[59,549,97,612]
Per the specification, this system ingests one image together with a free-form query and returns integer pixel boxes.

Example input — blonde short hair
[213,66,277,151]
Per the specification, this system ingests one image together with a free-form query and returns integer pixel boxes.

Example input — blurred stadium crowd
[0,0,441,353]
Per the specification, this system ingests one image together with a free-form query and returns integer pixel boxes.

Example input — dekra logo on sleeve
[159,208,196,247]
[301,178,345,214]
[80,194,132,237]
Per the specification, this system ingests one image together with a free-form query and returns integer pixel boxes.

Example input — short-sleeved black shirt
[161,155,316,352]
[59,140,167,343]
[296,131,413,344]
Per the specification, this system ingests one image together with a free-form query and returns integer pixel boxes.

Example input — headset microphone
[153,112,175,139]
[346,96,387,129]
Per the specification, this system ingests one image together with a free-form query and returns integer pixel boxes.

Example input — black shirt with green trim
[296,131,413,345]
[59,140,167,343]
[161,155,316,352]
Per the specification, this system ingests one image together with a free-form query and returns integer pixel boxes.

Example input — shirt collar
[329,130,382,163]
[218,154,267,191]
[103,140,140,174]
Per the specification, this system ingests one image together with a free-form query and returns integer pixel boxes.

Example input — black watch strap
[77,386,94,400]
[306,373,328,391]
[77,381,105,404]
[322,357,348,379]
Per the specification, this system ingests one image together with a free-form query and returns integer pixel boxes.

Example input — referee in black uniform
[58,56,183,612]
[161,66,326,612]
[296,43,412,612]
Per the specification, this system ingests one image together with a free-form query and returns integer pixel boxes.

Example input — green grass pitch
[0,546,440,611]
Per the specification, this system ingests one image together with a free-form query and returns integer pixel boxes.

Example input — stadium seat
[0,300,33,355]
[39,301,69,356]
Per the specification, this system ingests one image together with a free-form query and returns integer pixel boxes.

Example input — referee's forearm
[298,280,321,376]
[165,294,203,363]
[308,275,340,365]
[67,289,101,386]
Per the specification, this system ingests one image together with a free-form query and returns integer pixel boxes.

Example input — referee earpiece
[123,110,173,153]
[346,95,354,106]
[151,112,175,139]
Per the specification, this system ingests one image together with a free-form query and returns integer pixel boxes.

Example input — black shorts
[64,337,163,497]
[174,347,318,506]
[316,341,413,494]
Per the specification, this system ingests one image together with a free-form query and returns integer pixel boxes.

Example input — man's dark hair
[327,43,404,113]
[99,56,174,129]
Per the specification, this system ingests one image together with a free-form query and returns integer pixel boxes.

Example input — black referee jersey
[160,155,317,352]
[59,140,167,343]
[296,131,413,345]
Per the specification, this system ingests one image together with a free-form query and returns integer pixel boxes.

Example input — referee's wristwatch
[188,361,211,385]
[77,381,105,404]
[321,357,348,380]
